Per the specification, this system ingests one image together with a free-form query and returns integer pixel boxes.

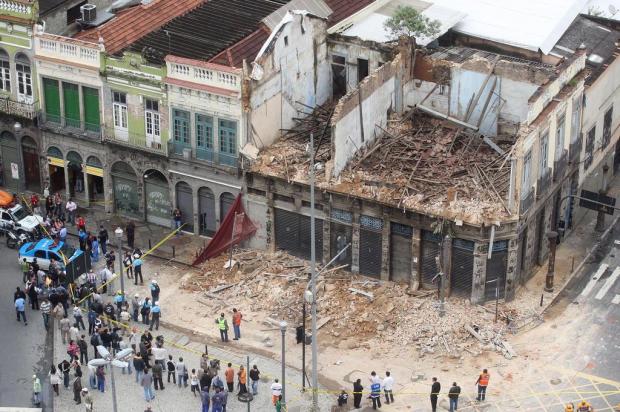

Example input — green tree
[384,6,441,39]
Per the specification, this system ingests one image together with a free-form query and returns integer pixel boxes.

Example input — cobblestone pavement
[52,318,334,412]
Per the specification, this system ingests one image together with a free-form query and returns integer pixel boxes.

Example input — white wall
[250,14,331,148]
[332,75,396,176]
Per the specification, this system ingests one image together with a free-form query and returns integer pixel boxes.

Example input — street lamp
[13,122,22,197]
[115,227,125,299]
[89,346,133,412]
[280,320,287,409]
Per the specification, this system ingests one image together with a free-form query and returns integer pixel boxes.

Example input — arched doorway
[0,131,19,191]
[111,162,139,217]
[85,156,104,204]
[46,146,65,194]
[21,136,41,193]
[66,151,84,199]
[220,192,235,223]
[198,187,215,236]
[175,182,194,232]
[144,169,171,226]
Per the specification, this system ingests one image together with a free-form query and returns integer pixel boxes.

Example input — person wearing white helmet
[82,387,93,411]
[150,279,160,302]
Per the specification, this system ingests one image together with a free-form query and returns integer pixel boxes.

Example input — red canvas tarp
[192,193,257,266]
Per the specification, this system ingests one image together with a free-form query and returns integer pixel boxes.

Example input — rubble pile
[183,249,521,359]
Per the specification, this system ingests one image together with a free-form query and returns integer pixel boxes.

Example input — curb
[540,212,620,315]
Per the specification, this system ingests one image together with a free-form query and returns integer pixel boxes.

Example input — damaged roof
[252,108,514,225]
[124,0,290,64]
[74,0,205,54]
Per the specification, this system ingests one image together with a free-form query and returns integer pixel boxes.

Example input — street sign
[10,162,18,179]
[579,189,616,215]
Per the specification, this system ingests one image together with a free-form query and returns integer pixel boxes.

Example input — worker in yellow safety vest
[475,369,490,401]
[215,313,229,342]
[577,400,592,411]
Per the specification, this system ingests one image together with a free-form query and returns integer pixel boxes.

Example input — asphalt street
[0,234,53,410]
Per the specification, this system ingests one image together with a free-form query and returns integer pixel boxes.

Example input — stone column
[63,158,71,199]
[83,168,90,208]
[442,235,453,297]
[410,228,421,291]
[265,181,275,253]
[505,237,519,301]
[192,186,200,235]
[380,212,390,281]
[471,241,488,304]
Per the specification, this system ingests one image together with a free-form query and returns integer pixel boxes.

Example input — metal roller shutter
[485,240,508,301]
[198,188,216,236]
[359,215,383,278]
[274,209,323,261]
[420,230,441,288]
[390,223,412,282]
[176,182,194,232]
[450,239,474,297]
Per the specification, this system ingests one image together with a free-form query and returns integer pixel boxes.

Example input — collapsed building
[241,0,620,303]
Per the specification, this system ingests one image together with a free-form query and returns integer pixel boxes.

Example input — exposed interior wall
[249,13,331,149]
[331,47,412,177]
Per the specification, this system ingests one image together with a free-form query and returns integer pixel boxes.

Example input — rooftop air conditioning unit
[80,4,97,23]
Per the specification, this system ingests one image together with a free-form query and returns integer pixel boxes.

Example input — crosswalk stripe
[581,263,609,297]
[612,295,620,305]
[595,267,620,300]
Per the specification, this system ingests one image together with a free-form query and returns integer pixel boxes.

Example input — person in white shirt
[152,346,167,366]
[382,371,395,404]
[270,378,282,406]
[65,199,77,225]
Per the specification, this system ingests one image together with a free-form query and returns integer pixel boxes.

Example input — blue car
[18,238,84,271]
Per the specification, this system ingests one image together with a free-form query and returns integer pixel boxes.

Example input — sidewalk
[52,323,333,412]
[65,206,206,265]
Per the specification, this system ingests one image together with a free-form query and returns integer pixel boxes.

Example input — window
[219,119,237,166]
[357,58,369,83]
[570,94,582,143]
[112,91,128,138]
[144,99,160,141]
[585,126,596,170]
[602,106,613,148]
[63,82,80,128]
[555,114,565,159]
[82,86,100,132]
[332,54,346,98]
[196,114,213,149]
[43,78,60,123]
[173,110,190,144]
[539,131,549,177]
[0,49,10,91]
[15,55,32,102]
[284,36,289,46]
[34,250,47,259]
[521,151,532,197]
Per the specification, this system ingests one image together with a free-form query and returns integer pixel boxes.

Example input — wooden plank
[348,288,374,300]
[464,325,485,343]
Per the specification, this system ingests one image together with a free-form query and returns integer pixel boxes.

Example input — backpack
[90,334,100,346]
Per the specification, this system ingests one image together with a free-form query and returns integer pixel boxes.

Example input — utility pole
[595,164,609,232]
[309,132,319,411]
[280,321,287,409]
[115,227,125,300]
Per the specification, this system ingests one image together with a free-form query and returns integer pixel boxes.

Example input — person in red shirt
[30,194,39,212]
[77,215,86,231]
[232,308,242,340]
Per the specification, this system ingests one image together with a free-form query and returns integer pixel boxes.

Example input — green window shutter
[83,87,100,132]
[43,78,60,123]
[63,82,80,128]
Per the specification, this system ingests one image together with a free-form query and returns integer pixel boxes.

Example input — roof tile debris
[209,26,271,68]
[253,108,513,225]
[324,0,375,26]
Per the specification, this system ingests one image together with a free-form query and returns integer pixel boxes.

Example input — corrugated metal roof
[262,0,332,30]
[431,0,589,55]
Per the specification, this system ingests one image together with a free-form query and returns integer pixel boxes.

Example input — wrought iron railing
[536,168,552,199]
[0,97,38,119]
[569,135,582,164]
[39,112,102,141]
[553,150,568,181]
[104,128,167,155]
[520,189,535,214]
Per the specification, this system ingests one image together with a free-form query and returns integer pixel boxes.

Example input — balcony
[569,135,582,164]
[536,168,552,199]
[39,112,102,140]
[520,189,535,214]
[168,142,237,167]
[35,34,100,70]
[553,150,568,182]
[104,129,168,156]
[0,98,38,120]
